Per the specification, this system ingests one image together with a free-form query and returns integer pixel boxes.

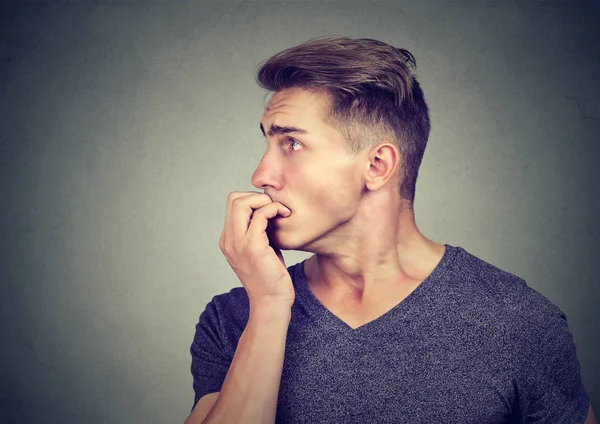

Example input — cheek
[298,166,361,220]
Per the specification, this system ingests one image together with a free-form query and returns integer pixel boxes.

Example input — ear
[364,142,401,191]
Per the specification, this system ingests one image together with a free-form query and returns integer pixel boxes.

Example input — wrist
[248,299,293,322]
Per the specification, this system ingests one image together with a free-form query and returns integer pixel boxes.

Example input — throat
[307,276,423,329]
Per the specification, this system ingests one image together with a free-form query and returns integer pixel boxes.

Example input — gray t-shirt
[190,244,590,423]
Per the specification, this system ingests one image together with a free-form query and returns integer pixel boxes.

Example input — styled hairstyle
[256,36,431,206]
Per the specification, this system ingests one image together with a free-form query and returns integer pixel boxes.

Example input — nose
[251,149,282,190]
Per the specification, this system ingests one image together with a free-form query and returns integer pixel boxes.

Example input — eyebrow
[260,123,309,137]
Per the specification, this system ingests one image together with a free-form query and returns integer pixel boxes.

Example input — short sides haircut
[256,36,431,206]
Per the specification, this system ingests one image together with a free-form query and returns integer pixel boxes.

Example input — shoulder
[443,247,583,386]
[200,262,301,324]
[447,246,557,306]
[441,245,567,334]
[207,286,249,311]
[199,286,249,334]
[445,245,527,295]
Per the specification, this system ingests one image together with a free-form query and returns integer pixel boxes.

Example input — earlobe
[364,143,400,191]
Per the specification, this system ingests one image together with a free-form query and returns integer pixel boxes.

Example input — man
[185,36,596,423]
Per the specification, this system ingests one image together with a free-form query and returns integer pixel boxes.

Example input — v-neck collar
[292,244,456,338]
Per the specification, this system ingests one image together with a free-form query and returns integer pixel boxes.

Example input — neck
[304,191,445,302]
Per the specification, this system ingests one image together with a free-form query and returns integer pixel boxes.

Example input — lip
[265,195,290,217]
[272,210,293,224]
[272,199,288,208]
[264,192,287,206]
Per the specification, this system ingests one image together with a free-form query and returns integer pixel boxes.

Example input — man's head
[252,36,431,252]
[255,36,431,206]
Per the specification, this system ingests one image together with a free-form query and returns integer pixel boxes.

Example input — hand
[219,192,295,309]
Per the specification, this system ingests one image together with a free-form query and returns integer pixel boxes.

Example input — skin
[208,86,597,423]
[250,86,446,328]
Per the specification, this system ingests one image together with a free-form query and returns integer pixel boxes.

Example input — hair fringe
[256,36,431,205]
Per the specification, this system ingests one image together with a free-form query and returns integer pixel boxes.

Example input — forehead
[261,87,329,125]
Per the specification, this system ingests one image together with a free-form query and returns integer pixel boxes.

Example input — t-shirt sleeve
[516,296,590,423]
[189,298,232,411]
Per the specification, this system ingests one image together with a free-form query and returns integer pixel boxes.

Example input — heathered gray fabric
[190,244,590,423]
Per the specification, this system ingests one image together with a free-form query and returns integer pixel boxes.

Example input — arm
[585,404,598,424]
[185,393,218,424]
[185,192,295,424]
[185,304,291,424]
[515,291,593,424]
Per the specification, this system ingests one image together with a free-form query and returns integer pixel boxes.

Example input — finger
[223,192,245,249]
[224,192,244,237]
[225,192,255,229]
[267,223,286,263]
[246,202,291,239]
[274,245,285,263]
[224,192,265,242]
[230,193,275,240]
[223,192,253,252]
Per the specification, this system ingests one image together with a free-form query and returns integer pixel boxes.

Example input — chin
[270,232,298,251]
[272,229,322,253]
[269,227,306,251]
[269,217,333,253]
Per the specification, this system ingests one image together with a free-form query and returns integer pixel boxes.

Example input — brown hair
[256,36,431,206]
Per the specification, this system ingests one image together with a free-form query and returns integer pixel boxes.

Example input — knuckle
[219,237,228,252]
[231,196,245,209]
[251,209,265,220]
[227,192,241,202]
[230,238,242,252]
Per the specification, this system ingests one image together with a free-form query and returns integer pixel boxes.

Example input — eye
[287,138,303,152]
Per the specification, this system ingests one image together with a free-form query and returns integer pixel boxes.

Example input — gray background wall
[1,1,599,423]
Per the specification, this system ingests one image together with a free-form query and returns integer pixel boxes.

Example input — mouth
[273,210,290,220]
[270,209,291,227]
[265,194,291,217]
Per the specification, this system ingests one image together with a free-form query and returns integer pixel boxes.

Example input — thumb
[273,244,285,264]
[267,224,286,264]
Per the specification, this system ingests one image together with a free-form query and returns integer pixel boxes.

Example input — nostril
[251,170,279,191]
